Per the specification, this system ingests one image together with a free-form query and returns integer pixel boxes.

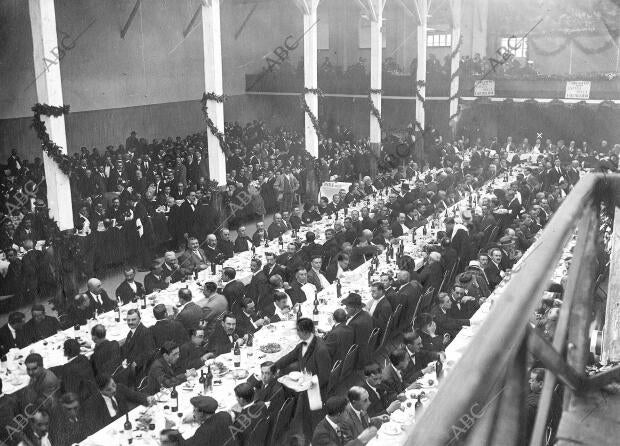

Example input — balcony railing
[404,172,620,446]
[245,72,620,100]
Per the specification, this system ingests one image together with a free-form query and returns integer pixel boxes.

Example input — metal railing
[404,173,620,446]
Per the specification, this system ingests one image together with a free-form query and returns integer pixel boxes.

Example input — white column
[302,0,320,158]
[415,0,428,132]
[202,0,226,185]
[28,0,73,231]
[369,0,385,148]
[448,0,462,136]
[472,0,488,57]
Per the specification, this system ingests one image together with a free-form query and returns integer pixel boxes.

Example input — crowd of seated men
[0,133,616,445]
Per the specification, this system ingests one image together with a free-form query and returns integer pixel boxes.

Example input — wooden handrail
[406,174,612,446]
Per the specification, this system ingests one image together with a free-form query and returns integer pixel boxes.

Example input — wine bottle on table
[170,386,178,412]
[124,413,133,444]
[336,279,342,298]
[199,370,206,389]
[205,365,213,392]
[415,395,423,413]
[296,304,303,320]
[141,293,146,310]
[210,262,216,275]
[233,342,241,368]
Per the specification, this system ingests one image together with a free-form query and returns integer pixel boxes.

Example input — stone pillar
[28,0,74,230]
[414,0,428,161]
[202,0,227,185]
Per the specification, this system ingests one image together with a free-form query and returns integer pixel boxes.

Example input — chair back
[267,397,295,446]
[391,304,403,335]
[340,344,359,379]
[326,360,342,396]
[378,312,397,351]
[247,416,270,446]
[367,328,381,353]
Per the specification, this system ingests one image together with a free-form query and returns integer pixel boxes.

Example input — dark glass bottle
[205,365,213,392]
[233,342,241,367]
[170,386,178,412]
[415,395,423,412]
[336,279,342,298]
[198,370,206,388]
[210,262,216,275]
[123,412,133,444]
[436,359,443,380]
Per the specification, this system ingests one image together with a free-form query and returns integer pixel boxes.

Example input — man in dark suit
[230,383,268,446]
[431,293,470,339]
[342,386,388,440]
[394,270,423,330]
[120,309,155,378]
[484,248,505,291]
[343,293,374,368]
[150,304,189,349]
[368,283,393,334]
[176,190,198,246]
[49,392,89,446]
[90,324,122,377]
[217,229,235,259]
[82,374,153,434]
[417,251,443,296]
[174,288,203,332]
[247,361,285,416]
[222,267,246,313]
[144,341,188,395]
[86,278,117,313]
[274,318,332,395]
[20,239,42,304]
[323,309,355,363]
[311,396,377,446]
[401,331,438,384]
[246,258,271,311]
[361,363,401,418]
[180,396,233,446]
[57,338,96,401]
[115,266,146,305]
[161,251,188,284]
[206,312,244,357]
[263,252,286,278]
[178,328,212,370]
[286,267,310,305]
[0,312,28,356]
[445,217,474,273]
[449,286,479,319]
[236,298,270,336]
[325,253,350,284]
[267,213,288,240]
[234,226,254,252]
[144,260,169,294]
[22,304,60,345]
[381,349,420,401]
[277,242,306,282]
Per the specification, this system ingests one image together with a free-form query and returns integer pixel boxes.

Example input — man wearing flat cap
[181,396,233,446]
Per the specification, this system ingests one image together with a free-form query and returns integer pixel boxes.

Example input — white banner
[565,81,591,99]
[474,80,495,97]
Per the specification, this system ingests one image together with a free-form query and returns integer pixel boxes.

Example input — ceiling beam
[120,0,141,39]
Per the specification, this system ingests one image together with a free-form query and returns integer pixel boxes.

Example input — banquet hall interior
[2,0,620,445]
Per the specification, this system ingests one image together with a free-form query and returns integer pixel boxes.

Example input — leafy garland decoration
[31,103,77,176]
[529,35,615,57]
[301,87,324,140]
[464,97,620,112]
[368,88,386,133]
[201,92,230,156]
[415,80,426,104]
[450,34,463,60]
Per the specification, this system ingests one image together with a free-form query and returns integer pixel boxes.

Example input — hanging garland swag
[529,35,615,57]
[201,92,230,156]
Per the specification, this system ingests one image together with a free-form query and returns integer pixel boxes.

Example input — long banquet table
[0,161,532,445]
